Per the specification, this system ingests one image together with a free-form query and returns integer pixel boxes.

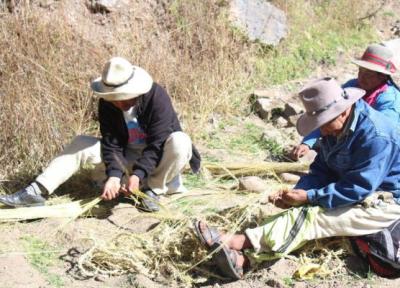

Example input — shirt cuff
[307,189,317,204]
[132,169,146,180]
[108,169,124,179]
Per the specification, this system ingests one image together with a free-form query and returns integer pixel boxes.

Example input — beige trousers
[245,202,400,260]
[36,132,192,195]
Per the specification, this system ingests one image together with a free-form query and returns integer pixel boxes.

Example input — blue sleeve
[373,89,400,122]
[295,152,334,190]
[301,129,321,148]
[306,137,395,209]
[342,79,358,89]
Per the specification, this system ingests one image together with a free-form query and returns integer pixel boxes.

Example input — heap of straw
[77,190,267,285]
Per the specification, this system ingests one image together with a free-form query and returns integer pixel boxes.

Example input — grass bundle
[202,161,310,178]
[0,197,102,222]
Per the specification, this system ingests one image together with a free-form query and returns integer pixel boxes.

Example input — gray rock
[88,0,118,13]
[275,116,288,128]
[299,149,317,163]
[283,102,304,117]
[252,88,283,99]
[39,0,55,8]
[230,0,287,45]
[131,274,164,288]
[238,176,268,193]
[254,98,281,120]
[279,172,300,184]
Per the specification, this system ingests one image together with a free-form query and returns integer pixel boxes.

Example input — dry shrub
[0,0,379,181]
[0,9,106,178]
[0,1,250,180]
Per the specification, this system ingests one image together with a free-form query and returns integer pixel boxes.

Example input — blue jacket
[295,100,400,209]
[302,79,400,148]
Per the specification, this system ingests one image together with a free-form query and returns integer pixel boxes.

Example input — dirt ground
[1,1,400,288]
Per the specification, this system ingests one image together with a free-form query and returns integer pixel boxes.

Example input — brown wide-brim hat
[352,43,397,75]
[91,57,153,101]
[296,77,365,136]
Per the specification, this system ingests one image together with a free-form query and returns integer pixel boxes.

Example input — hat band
[102,69,135,88]
[306,90,349,116]
[362,53,396,73]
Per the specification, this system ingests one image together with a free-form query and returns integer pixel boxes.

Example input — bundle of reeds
[202,161,310,178]
[0,197,102,222]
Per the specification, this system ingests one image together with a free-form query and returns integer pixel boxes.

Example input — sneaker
[138,190,160,212]
[0,182,46,207]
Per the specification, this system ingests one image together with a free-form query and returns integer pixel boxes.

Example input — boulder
[254,98,282,120]
[275,116,288,128]
[230,0,287,45]
[87,0,118,13]
[252,88,284,99]
[238,176,268,193]
[283,102,304,118]
[279,172,301,184]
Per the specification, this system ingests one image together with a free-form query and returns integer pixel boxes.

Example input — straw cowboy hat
[296,77,365,136]
[91,57,153,101]
[352,44,397,75]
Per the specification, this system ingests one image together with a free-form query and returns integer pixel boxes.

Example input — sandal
[212,243,244,280]
[193,220,223,249]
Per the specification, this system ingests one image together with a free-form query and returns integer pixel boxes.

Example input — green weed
[283,276,295,287]
[21,235,64,287]
[184,173,207,190]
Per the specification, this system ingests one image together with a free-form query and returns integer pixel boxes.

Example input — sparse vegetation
[21,235,64,287]
[0,0,378,182]
[0,0,396,287]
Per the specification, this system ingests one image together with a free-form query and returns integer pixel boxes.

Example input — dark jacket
[98,82,201,180]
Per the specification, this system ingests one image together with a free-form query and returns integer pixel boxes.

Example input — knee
[164,132,192,158]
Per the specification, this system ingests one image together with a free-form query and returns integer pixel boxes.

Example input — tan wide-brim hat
[352,43,397,75]
[91,57,153,101]
[296,77,365,136]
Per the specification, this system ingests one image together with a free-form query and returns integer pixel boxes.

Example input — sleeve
[373,90,400,121]
[295,151,333,191]
[132,86,177,180]
[99,100,127,179]
[342,78,358,89]
[306,137,395,209]
[301,129,321,148]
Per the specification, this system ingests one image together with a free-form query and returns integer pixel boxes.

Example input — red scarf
[362,82,388,107]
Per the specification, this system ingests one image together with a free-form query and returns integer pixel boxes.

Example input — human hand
[120,175,140,196]
[289,144,310,161]
[101,177,121,200]
[268,189,308,209]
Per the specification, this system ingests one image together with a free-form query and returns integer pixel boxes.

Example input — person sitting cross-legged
[0,57,201,212]
[194,77,400,280]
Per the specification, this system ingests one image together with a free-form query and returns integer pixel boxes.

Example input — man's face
[357,67,387,92]
[110,97,138,111]
[319,108,351,137]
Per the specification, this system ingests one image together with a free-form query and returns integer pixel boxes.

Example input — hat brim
[352,59,395,75]
[296,87,365,136]
[91,65,153,101]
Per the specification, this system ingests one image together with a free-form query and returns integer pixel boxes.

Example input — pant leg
[146,131,192,195]
[244,202,400,263]
[36,135,102,194]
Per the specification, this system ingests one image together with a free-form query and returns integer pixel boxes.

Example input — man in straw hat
[0,57,201,212]
[290,43,400,161]
[194,77,400,280]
